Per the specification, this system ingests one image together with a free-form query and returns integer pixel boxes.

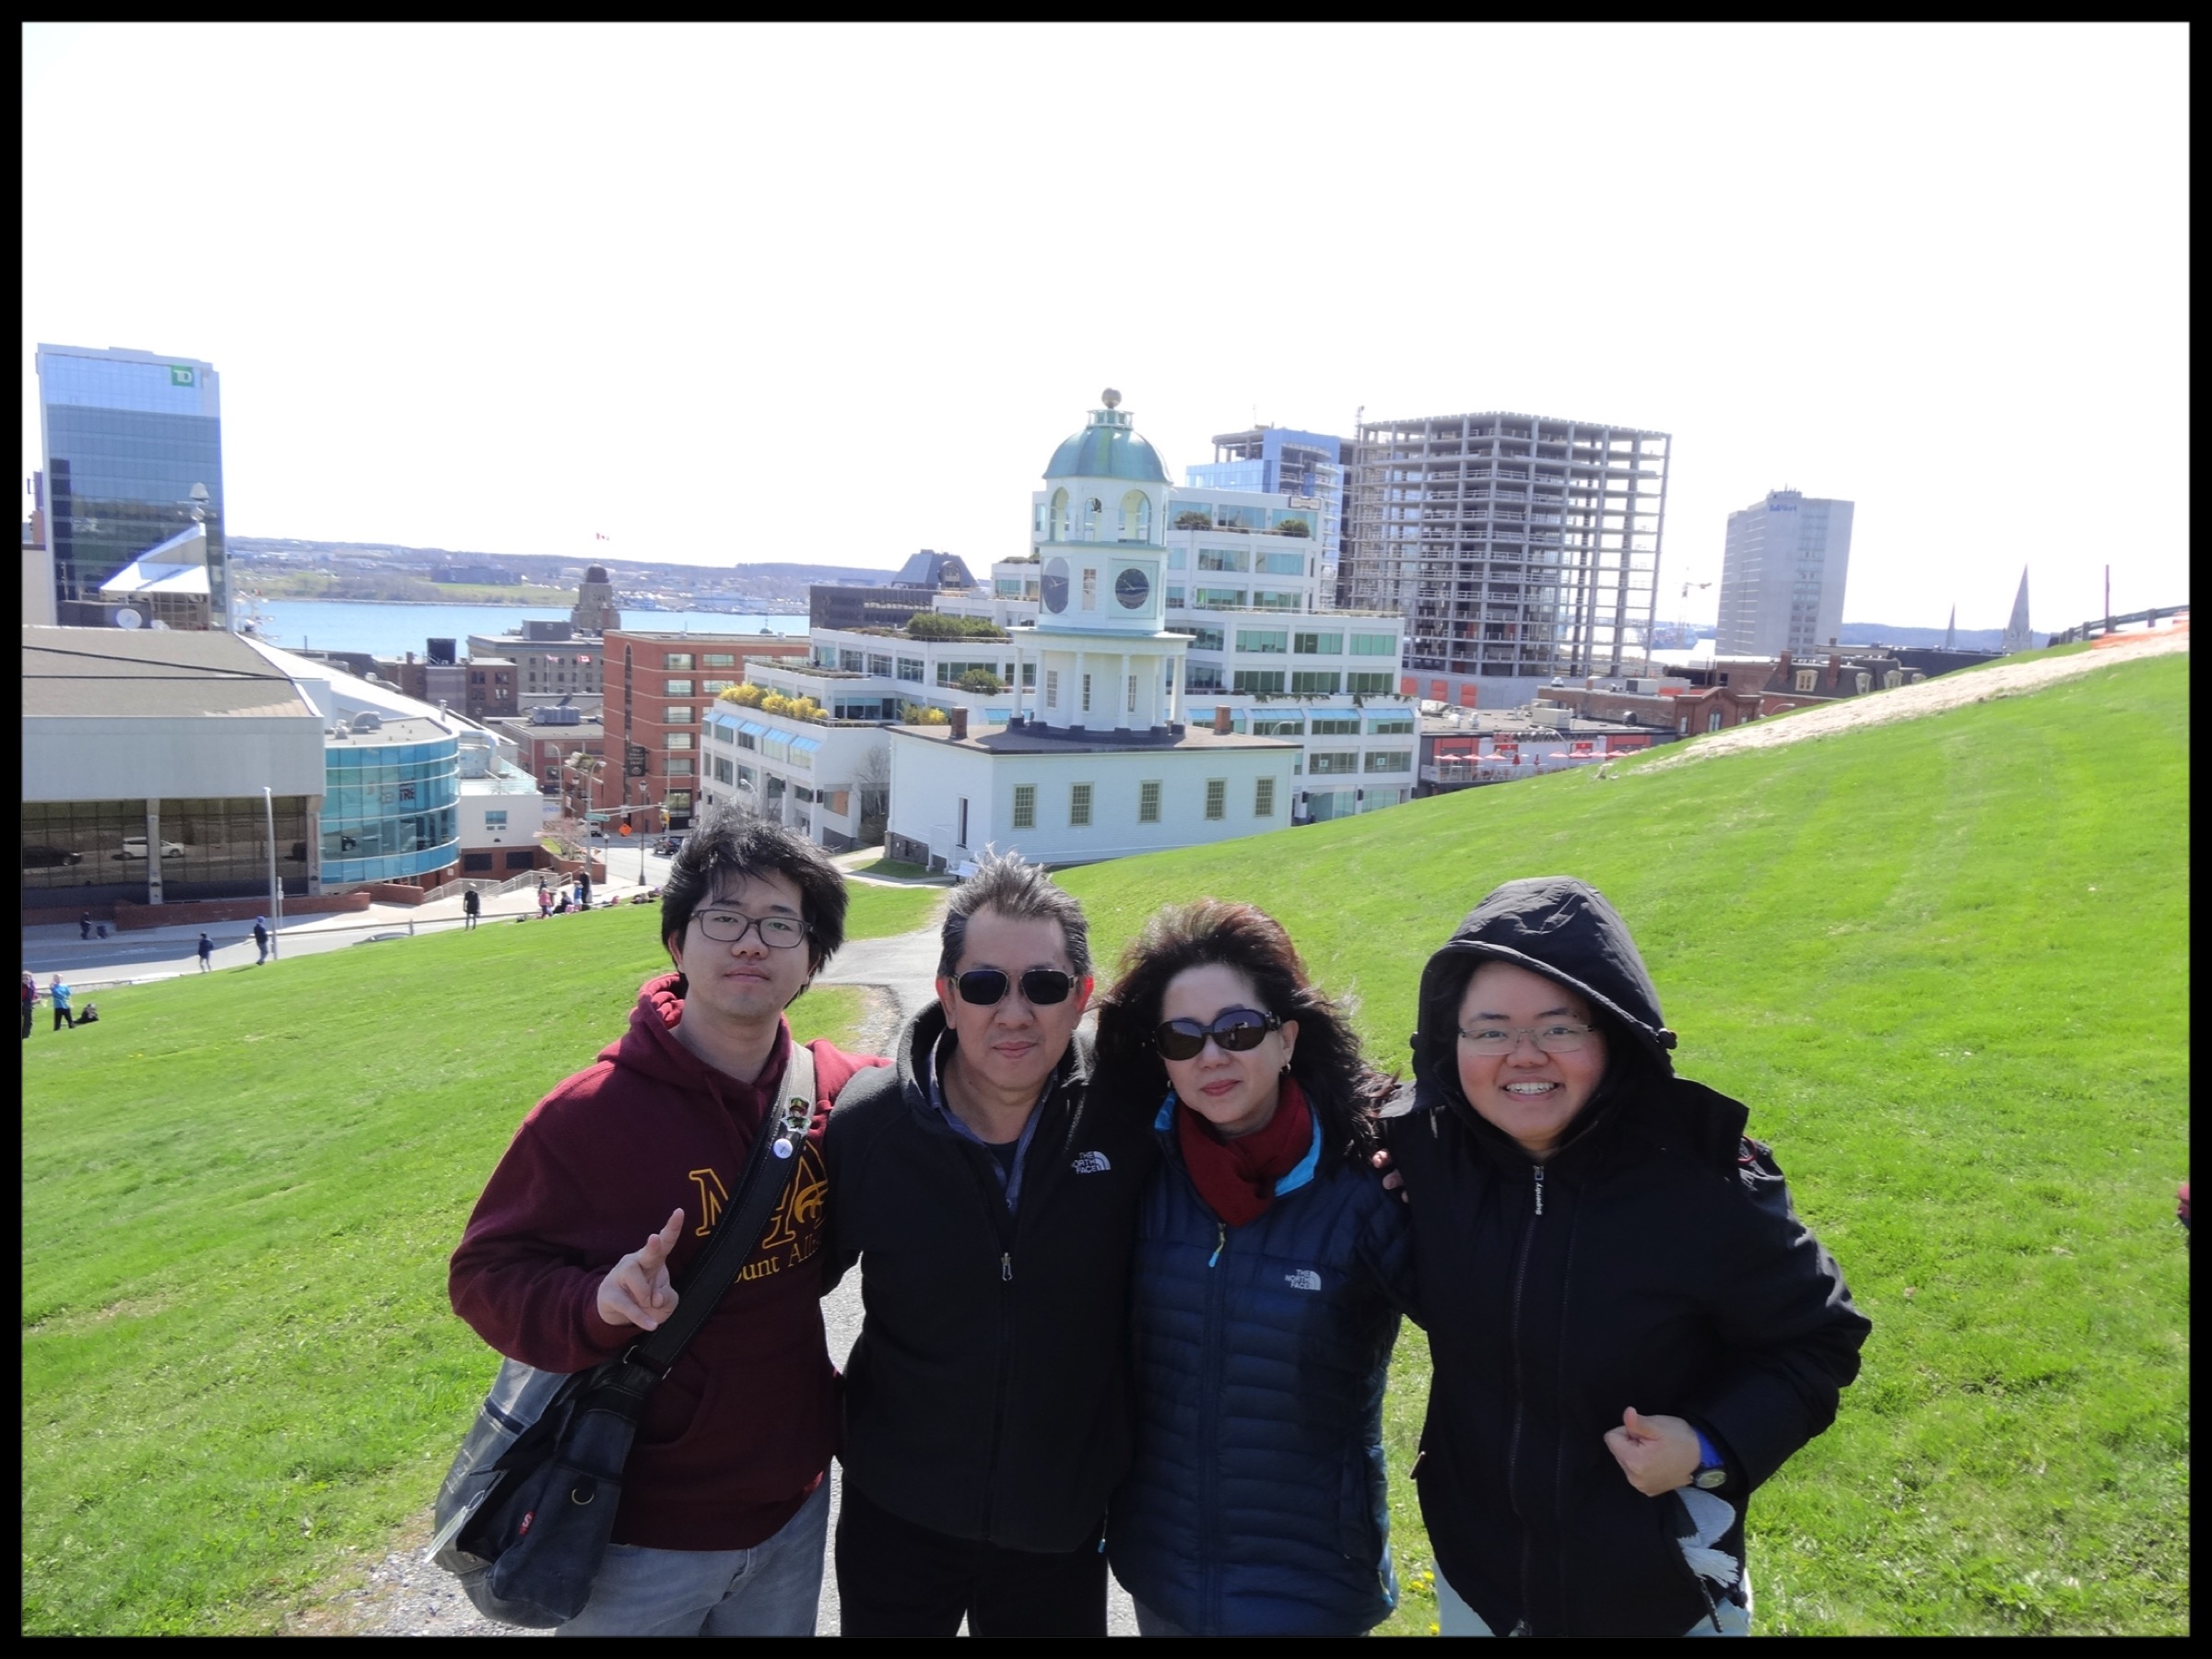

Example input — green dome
[1045,406,1168,485]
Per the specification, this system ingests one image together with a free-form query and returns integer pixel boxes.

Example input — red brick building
[598,630,812,830]
[485,711,606,801]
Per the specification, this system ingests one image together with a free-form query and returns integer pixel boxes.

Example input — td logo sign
[170,365,195,386]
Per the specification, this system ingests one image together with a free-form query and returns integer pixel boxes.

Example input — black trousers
[834,1478,1106,1637]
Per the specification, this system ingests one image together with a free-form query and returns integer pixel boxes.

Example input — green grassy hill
[1054,649,2189,1634]
[21,653,2186,1633]
[20,884,936,1636]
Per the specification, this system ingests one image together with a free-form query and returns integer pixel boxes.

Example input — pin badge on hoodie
[774,1092,811,1158]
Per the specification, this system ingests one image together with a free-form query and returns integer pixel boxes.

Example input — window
[1046,669,1060,708]
[1165,587,1185,606]
[1884,670,1901,689]
[666,759,694,776]
[1310,716,1359,735]
[1252,590,1300,611]
[666,732,694,750]
[1794,669,1817,692]
[1012,784,1037,830]
[701,653,735,669]
[665,706,694,724]
[1294,631,1343,654]
[464,852,495,872]
[1708,712,1724,732]
[898,657,925,682]
[1254,777,1276,817]
[1070,782,1093,828]
[1197,547,1248,572]
[1171,625,1225,652]
[1166,547,1187,570]
[484,809,509,828]
[1237,629,1288,653]
[868,653,892,677]
[1309,752,1359,775]
[1290,671,1340,695]
[1347,672,1394,694]
[1081,674,1092,713]
[701,681,734,695]
[1853,672,1871,695]
[1204,779,1227,820]
[713,756,734,784]
[1233,669,1286,694]
[1119,489,1152,542]
[1368,714,1415,735]
[1186,665,1224,690]
[841,650,865,672]
[1256,550,1305,576]
[665,653,694,671]
[958,796,970,847]
[1127,675,1137,712]
[1349,633,1396,656]
[1022,662,1036,688]
[1081,569,1097,609]
[1138,780,1161,823]
[736,764,757,787]
[1192,587,1246,608]
[665,679,693,697]
[1364,751,1412,773]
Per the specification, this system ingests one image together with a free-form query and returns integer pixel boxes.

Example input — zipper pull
[1000,1252,1012,1283]
[1533,1164,1546,1217]
[1208,1223,1226,1267]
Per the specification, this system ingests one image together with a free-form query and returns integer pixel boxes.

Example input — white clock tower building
[1012,389,1187,735]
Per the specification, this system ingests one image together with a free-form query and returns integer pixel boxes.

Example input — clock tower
[1016,390,1186,735]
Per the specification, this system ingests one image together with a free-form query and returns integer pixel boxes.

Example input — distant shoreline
[241,595,805,614]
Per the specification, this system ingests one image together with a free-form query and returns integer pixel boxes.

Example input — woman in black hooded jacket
[1382,877,1869,1637]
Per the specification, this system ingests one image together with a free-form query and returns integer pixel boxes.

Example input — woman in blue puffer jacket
[1092,900,1415,1637]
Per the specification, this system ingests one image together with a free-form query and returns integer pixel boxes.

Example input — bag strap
[622,1038,819,1379]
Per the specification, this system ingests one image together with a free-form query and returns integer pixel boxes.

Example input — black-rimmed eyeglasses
[693,909,810,948]
[953,968,1077,1006]
[1153,1007,1281,1062]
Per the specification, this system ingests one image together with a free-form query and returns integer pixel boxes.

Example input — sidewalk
[20,869,664,989]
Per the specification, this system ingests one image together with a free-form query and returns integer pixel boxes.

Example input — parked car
[20,844,84,869]
[112,837,187,861]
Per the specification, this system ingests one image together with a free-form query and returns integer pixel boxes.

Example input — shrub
[957,669,1003,694]
[718,682,765,706]
[900,702,950,725]
[1174,510,1213,530]
[905,612,1007,641]
[1276,517,1312,538]
[760,691,793,716]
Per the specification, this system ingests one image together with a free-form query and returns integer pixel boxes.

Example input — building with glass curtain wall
[36,343,229,629]
[1184,425,1348,585]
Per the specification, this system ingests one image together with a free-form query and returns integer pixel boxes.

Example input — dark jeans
[834,1479,1106,1637]
[53,1007,75,1030]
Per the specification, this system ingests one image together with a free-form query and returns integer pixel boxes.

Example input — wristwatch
[1690,1428,1729,1490]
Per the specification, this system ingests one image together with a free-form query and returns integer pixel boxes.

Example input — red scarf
[1176,1076,1314,1229]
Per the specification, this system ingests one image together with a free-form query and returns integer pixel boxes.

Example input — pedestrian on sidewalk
[21,971,38,1040]
[253,916,271,963]
[79,911,93,940]
[196,932,215,972]
[537,878,553,919]
[577,871,594,912]
[463,887,482,931]
[50,974,76,1030]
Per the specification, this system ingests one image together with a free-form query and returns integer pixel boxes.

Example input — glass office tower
[36,343,229,628]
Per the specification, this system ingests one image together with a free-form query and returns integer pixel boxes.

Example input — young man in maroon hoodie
[449,810,882,1635]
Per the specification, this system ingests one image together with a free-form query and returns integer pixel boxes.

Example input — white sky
[21,23,2189,631]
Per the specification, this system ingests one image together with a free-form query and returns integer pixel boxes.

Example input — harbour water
[243,599,807,660]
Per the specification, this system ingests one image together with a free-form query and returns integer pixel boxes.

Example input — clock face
[1041,558,1071,614]
[1114,566,1151,610]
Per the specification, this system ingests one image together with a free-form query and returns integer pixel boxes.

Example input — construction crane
[1674,579,1712,649]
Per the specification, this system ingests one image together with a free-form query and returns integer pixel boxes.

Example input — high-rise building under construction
[1339,411,1668,707]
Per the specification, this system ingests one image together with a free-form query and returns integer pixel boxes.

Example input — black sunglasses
[954,967,1078,1007]
[1153,1006,1281,1062]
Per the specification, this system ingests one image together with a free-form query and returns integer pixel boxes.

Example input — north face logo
[1284,1269,1322,1291]
[1070,1150,1112,1174]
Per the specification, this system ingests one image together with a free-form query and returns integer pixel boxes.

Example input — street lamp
[261,785,283,959]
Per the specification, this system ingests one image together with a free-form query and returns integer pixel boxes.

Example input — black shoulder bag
[428,1043,818,1629]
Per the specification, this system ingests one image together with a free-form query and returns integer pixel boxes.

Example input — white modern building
[1713,489,1855,659]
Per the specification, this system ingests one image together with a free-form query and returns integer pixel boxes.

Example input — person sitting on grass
[1383,877,1871,1637]
[74,1001,99,1026]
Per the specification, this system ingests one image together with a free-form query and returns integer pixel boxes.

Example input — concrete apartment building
[1339,411,1670,711]
[34,343,230,629]
[1714,489,1855,658]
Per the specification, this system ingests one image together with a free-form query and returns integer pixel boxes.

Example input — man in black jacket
[823,851,1154,1636]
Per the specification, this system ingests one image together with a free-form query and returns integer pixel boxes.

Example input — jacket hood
[598,970,787,1112]
[1412,877,1677,1112]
